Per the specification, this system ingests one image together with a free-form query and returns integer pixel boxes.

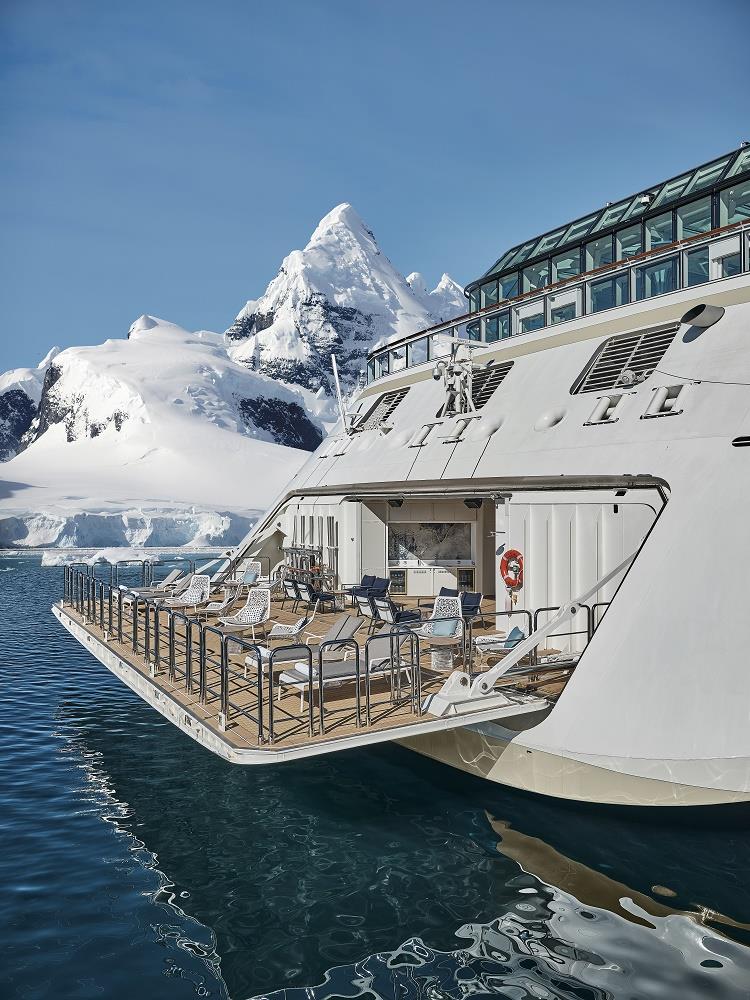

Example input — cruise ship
[55,144,750,807]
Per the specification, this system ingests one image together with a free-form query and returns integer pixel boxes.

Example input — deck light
[388,498,404,508]
[463,498,482,509]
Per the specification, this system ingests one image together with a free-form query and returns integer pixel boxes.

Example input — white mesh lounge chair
[200,586,240,618]
[225,560,262,589]
[162,575,211,611]
[218,587,271,641]
[407,595,463,644]
[267,601,319,642]
[277,625,413,709]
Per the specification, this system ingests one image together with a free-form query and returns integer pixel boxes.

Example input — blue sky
[1,0,748,371]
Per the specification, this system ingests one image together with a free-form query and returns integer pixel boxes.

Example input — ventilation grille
[472,362,514,408]
[573,326,678,394]
[355,388,409,431]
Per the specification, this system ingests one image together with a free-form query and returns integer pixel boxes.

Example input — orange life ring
[500,549,523,589]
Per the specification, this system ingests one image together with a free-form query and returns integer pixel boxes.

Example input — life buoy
[500,549,523,589]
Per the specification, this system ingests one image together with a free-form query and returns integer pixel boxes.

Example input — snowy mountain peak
[225,204,465,392]
[128,314,160,338]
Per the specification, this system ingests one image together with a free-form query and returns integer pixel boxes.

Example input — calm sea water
[2,555,750,999]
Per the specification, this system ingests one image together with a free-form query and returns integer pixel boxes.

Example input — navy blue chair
[460,591,486,627]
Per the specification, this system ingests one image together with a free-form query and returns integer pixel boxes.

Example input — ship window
[616,224,643,260]
[356,387,410,431]
[468,288,480,313]
[636,257,678,300]
[480,280,499,308]
[676,197,712,239]
[471,361,514,408]
[590,273,629,313]
[467,320,481,342]
[531,227,566,257]
[727,147,750,178]
[500,272,519,300]
[719,178,750,225]
[507,239,538,268]
[522,260,549,293]
[552,247,581,282]
[591,199,631,232]
[550,300,576,324]
[519,310,544,333]
[484,311,510,342]
[561,213,598,245]
[391,344,407,372]
[683,155,732,196]
[685,246,709,286]
[572,325,678,394]
[722,253,742,278]
[645,212,674,250]
[408,338,428,366]
[585,235,614,271]
[377,352,390,377]
[651,172,691,210]
[367,358,376,383]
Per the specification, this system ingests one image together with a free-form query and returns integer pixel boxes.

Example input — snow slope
[0,347,59,460]
[0,318,331,547]
[225,204,465,392]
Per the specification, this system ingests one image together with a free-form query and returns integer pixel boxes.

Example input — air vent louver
[472,362,514,409]
[355,387,410,431]
[573,326,677,394]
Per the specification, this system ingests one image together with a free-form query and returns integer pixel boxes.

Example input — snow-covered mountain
[0,317,333,547]
[225,204,465,392]
[0,347,59,460]
[0,204,465,547]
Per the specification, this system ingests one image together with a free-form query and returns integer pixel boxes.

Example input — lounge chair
[460,591,486,627]
[281,579,301,610]
[248,613,363,670]
[371,595,421,629]
[199,586,240,619]
[354,593,379,631]
[162,574,212,612]
[267,601,319,642]
[119,568,188,600]
[296,580,337,613]
[344,574,376,601]
[224,560,262,589]
[277,625,414,709]
[407,595,464,670]
[218,587,271,641]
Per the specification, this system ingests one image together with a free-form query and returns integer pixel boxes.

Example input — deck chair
[371,595,421,629]
[281,578,301,610]
[162,575,211,611]
[267,601,319,642]
[225,560,261,589]
[248,613,363,671]
[277,625,413,709]
[218,587,271,641]
[119,568,186,602]
[407,595,463,645]
[460,591,486,627]
[200,586,240,618]
[354,593,379,630]
[344,574,376,601]
[296,580,337,613]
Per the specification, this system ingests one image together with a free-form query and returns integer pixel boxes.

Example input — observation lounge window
[685,246,709,286]
[561,213,598,244]
[377,352,390,377]
[469,289,480,313]
[391,344,407,372]
[616,224,642,260]
[550,300,576,324]
[480,280,499,308]
[651,173,691,210]
[507,239,538,268]
[519,310,544,334]
[719,179,750,225]
[590,273,629,313]
[591,199,630,232]
[645,212,674,250]
[552,247,581,282]
[522,260,550,293]
[367,358,376,383]
[586,235,614,271]
[683,155,732,196]
[467,320,481,342]
[408,337,428,366]
[727,148,750,178]
[636,257,678,300]
[722,253,742,278]
[500,272,519,300]
[484,311,510,343]
[676,197,712,239]
[531,227,566,257]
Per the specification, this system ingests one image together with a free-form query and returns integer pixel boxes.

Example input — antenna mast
[331,355,350,434]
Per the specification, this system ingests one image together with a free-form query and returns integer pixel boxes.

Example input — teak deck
[56,591,571,755]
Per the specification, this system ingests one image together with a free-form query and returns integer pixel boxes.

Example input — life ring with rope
[500,549,524,589]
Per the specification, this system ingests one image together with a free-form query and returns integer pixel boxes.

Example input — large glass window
[585,235,614,271]
[550,301,576,324]
[531,227,566,257]
[552,247,581,282]
[685,246,709,286]
[367,358,376,383]
[592,199,631,232]
[468,289,480,313]
[480,280,499,308]
[651,173,691,210]
[636,257,678,300]
[719,179,750,225]
[645,212,674,249]
[683,155,732,196]
[507,240,538,268]
[676,197,712,239]
[722,253,742,278]
[589,273,629,313]
[616,224,642,260]
[466,320,481,342]
[408,337,428,366]
[519,310,544,333]
[499,272,519,300]
[391,344,407,372]
[377,352,390,377]
[727,147,750,178]
[561,213,598,244]
[522,260,550,293]
[484,312,510,342]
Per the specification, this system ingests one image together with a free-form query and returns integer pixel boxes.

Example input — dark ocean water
[2,555,750,1000]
